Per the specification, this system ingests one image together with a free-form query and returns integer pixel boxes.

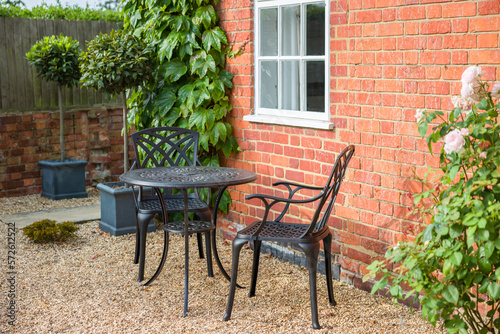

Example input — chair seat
[163,220,215,234]
[138,197,208,214]
[238,221,328,243]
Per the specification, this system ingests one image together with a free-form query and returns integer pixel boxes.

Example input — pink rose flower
[414,109,424,122]
[444,129,466,154]
[480,152,487,159]
[461,66,482,85]
[460,128,469,136]
[461,66,482,101]
[451,96,474,114]
[492,83,500,99]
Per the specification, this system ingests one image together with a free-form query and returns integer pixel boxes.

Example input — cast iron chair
[223,145,355,329]
[130,127,212,282]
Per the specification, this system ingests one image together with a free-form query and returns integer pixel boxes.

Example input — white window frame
[244,0,333,130]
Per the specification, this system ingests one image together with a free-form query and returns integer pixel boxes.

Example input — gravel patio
[0,189,442,333]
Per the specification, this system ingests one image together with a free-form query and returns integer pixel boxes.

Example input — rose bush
[365,66,500,334]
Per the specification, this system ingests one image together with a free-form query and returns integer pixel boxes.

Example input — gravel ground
[0,189,443,333]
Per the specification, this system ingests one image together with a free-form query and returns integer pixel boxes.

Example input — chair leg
[143,230,170,286]
[137,212,155,282]
[196,233,205,259]
[223,237,248,322]
[205,231,214,277]
[134,211,141,264]
[249,239,262,297]
[299,242,321,330]
[323,233,336,306]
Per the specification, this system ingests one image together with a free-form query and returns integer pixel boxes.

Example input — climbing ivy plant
[123,0,239,211]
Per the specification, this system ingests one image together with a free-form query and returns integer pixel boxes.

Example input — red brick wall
[0,107,130,197]
[217,0,500,291]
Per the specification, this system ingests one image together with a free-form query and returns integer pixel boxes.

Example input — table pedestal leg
[183,189,189,317]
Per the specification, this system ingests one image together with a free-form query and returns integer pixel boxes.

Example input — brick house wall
[216,0,500,292]
[0,107,129,197]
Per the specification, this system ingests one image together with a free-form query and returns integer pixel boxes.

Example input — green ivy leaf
[156,88,177,115]
[202,27,227,52]
[189,108,215,131]
[165,60,188,82]
[219,70,234,88]
[209,121,228,144]
[194,5,216,29]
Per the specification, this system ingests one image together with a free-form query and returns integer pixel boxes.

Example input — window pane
[306,3,325,56]
[306,61,324,112]
[260,61,278,109]
[281,60,300,111]
[281,5,300,56]
[260,8,278,56]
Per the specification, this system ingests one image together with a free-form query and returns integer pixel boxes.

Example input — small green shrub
[23,219,78,243]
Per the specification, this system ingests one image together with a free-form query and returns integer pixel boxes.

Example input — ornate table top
[120,166,257,189]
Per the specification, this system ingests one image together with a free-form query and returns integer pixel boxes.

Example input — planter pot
[97,181,155,236]
[39,159,88,200]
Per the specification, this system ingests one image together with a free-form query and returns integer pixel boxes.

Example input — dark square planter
[39,159,88,200]
[97,181,155,236]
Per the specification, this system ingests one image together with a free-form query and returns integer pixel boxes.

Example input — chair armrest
[273,180,324,192]
[246,192,322,204]
[129,161,137,171]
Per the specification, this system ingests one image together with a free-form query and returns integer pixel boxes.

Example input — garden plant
[26,34,81,161]
[122,0,239,211]
[365,66,500,333]
[79,29,155,173]
[23,219,78,243]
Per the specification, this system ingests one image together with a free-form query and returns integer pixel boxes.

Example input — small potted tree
[26,34,88,200]
[79,29,155,235]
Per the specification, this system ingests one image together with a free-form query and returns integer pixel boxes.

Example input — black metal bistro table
[120,166,257,316]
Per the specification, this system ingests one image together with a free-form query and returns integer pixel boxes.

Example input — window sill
[243,114,335,130]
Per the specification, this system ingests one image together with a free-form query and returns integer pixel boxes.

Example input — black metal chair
[130,127,212,282]
[223,145,355,329]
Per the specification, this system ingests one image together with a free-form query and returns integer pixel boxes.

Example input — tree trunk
[122,90,128,173]
[58,85,65,162]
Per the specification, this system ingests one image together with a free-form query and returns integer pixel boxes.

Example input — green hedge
[0,4,122,21]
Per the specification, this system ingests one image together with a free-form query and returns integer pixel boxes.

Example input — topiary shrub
[79,29,155,173]
[26,34,81,161]
[23,219,79,243]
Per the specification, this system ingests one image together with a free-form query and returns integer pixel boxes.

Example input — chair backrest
[305,145,355,235]
[131,127,201,169]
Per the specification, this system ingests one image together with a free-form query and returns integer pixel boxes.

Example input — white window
[244,0,333,130]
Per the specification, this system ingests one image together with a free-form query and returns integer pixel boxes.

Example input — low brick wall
[0,107,132,197]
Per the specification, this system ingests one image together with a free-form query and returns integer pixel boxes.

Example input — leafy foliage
[123,0,240,212]
[0,3,122,21]
[26,33,81,87]
[26,33,82,160]
[80,29,156,172]
[23,219,78,243]
[365,69,500,333]
[79,29,155,97]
